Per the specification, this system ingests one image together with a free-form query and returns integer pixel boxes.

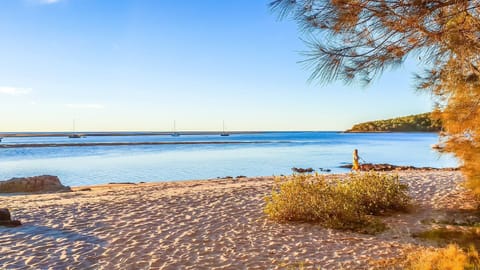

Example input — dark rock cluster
[291,167,315,173]
[340,163,459,172]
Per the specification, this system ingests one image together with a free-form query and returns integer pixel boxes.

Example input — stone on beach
[0,208,21,227]
[0,208,11,221]
[291,167,315,173]
[0,175,71,193]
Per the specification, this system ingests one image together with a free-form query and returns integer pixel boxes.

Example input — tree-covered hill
[346,113,442,133]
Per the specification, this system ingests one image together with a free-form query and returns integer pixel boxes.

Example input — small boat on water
[68,120,83,139]
[0,137,3,142]
[220,121,230,136]
[171,120,180,137]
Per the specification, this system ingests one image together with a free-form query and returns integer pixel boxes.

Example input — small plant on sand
[405,244,480,270]
[264,172,410,234]
[278,261,322,270]
[413,227,480,250]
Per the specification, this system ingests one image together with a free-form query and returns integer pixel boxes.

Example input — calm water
[0,132,456,186]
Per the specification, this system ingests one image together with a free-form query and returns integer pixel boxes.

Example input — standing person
[352,149,360,171]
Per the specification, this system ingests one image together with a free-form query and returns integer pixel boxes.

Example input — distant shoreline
[0,130,440,138]
[0,131,346,138]
[0,131,267,138]
[0,141,288,148]
[345,113,442,133]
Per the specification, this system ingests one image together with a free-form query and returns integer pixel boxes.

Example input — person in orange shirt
[352,149,360,171]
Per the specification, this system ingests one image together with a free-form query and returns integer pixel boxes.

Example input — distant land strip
[0,132,264,138]
[0,141,289,148]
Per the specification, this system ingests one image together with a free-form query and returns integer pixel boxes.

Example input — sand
[0,171,474,269]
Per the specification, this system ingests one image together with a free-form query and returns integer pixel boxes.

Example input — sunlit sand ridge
[0,171,472,269]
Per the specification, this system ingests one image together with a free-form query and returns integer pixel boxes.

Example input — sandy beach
[0,171,473,269]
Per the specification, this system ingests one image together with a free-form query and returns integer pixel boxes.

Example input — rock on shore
[340,163,458,171]
[0,175,71,193]
[0,208,21,227]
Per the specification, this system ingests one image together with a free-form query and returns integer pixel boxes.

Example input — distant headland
[345,113,442,133]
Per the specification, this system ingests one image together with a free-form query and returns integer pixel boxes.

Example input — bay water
[0,132,456,186]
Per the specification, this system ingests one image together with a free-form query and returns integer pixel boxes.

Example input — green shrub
[264,172,410,234]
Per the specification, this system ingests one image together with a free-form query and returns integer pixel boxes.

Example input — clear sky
[0,0,433,132]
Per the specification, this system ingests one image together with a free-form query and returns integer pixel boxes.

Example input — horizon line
[0,130,343,137]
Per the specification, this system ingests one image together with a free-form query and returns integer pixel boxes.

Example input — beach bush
[342,172,410,215]
[264,172,410,234]
[405,244,480,270]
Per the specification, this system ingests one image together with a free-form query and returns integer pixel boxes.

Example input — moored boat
[172,120,180,137]
[68,120,83,138]
[220,121,230,136]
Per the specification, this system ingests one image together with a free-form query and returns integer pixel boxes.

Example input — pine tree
[271,0,480,194]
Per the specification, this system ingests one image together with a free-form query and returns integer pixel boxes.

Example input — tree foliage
[271,0,480,194]
[346,112,442,132]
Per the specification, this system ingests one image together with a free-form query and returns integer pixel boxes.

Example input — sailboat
[171,120,180,137]
[68,120,82,138]
[220,121,230,136]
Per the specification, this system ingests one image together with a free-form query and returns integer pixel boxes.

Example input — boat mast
[172,120,180,136]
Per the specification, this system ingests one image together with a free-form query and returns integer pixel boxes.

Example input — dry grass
[405,244,480,270]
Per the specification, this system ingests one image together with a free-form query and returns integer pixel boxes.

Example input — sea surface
[0,132,456,186]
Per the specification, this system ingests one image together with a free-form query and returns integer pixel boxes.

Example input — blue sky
[0,0,432,132]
